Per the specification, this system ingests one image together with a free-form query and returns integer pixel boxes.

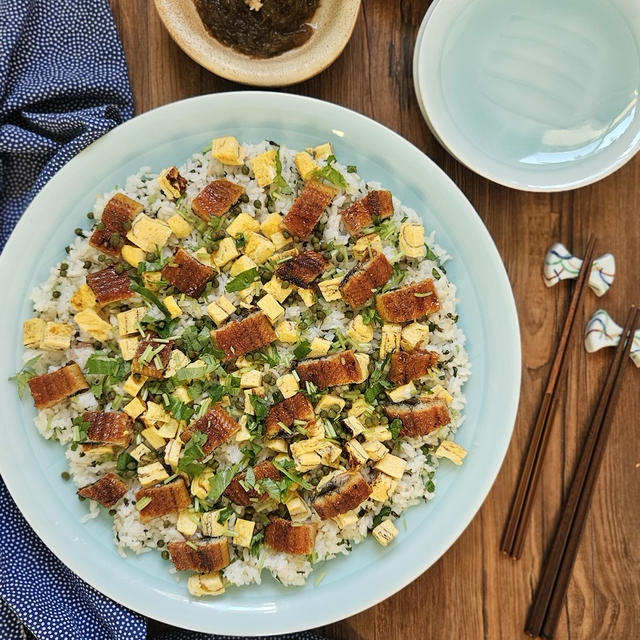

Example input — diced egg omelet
[69,284,96,311]
[318,276,343,302]
[211,136,244,166]
[167,214,192,239]
[23,318,45,348]
[294,151,318,180]
[401,322,429,351]
[188,572,225,597]
[313,142,332,160]
[347,315,373,343]
[276,373,299,399]
[213,237,239,268]
[257,293,285,324]
[435,440,467,465]
[380,324,402,358]
[75,309,112,341]
[40,322,74,351]
[372,519,398,546]
[399,223,425,258]
[275,320,298,343]
[121,245,146,268]
[126,214,172,252]
[226,213,260,239]
[260,213,283,239]
[118,336,139,361]
[250,149,277,187]
[244,231,275,264]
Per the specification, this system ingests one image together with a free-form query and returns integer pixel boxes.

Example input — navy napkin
[0,2,326,639]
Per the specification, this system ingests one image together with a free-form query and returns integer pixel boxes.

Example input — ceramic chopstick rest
[584,309,640,367]
[543,242,615,297]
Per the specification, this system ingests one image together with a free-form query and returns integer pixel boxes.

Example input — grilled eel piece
[265,393,315,438]
[384,399,451,437]
[264,518,318,555]
[223,461,282,506]
[191,179,245,221]
[340,252,393,308]
[212,311,276,360]
[275,250,328,288]
[312,470,372,520]
[77,473,128,508]
[86,266,134,305]
[341,190,393,237]
[131,333,174,379]
[168,539,231,572]
[28,363,89,409]
[295,350,369,389]
[388,350,439,386]
[282,179,338,239]
[82,411,134,447]
[181,405,240,455]
[135,478,191,523]
[161,248,216,297]
[376,278,440,323]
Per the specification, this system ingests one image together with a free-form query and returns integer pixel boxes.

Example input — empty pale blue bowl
[414,0,640,191]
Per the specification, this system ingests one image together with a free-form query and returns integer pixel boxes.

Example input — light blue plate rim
[413,0,640,192]
[0,92,521,635]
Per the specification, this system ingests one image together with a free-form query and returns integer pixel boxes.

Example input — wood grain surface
[109,1,640,638]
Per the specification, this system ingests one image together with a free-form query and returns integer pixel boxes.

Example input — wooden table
[110,2,640,638]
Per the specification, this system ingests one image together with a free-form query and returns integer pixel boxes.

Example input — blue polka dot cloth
[0,2,327,639]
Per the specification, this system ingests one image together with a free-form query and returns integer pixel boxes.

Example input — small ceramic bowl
[414,0,640,192]
[154,0,361,87]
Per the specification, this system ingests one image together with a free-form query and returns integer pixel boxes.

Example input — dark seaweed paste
[194,0,321,58]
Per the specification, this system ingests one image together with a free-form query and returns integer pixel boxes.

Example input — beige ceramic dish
[154,0,361,86]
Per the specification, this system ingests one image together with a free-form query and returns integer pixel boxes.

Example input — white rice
[20,140,470,590]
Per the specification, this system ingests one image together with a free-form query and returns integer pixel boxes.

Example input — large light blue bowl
[0,93,520,635]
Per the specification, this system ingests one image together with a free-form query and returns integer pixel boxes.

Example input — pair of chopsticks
[501,235,597,559]
[526,305,639,638]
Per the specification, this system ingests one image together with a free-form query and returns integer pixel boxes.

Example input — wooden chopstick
[501,235,597,558]
[526,305,639,639]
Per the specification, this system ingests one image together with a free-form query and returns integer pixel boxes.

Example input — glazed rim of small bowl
[154,0,362,87]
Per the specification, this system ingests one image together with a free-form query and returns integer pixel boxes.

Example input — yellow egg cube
[307,337,332,358]
[275,320,298,343]
[117,307,146,336]
[233,518,255,547]
[126,214,172,252]
[435,440,467,465]
[213,237,240,268]
[318,276,343,302]
[374,453,407,479]
[226,213,260,240]
[163,295,182,319]
[347,315,374,343]
[137,461,169,488]
[276,373,299,399]
[260,212,284,238]
[123,396,146,419]
[167,214,192,239]
[372,519,398,546]
[70,284,97,311]
[399,223,425,258]
[176,509,199,536]
[250,149,277,187]
[40,322,74,351]
[294,151,318,180]
[263,277,293,303]
[23,318,45,348]
[401,322,429,351]
[121,245,146,268]
[211,136,244,166]
[75,308,112,341]
[123,374,147,397]
[257,293,284,324]
[297,287,316,307]
[244,231,275,264]
[118,336,139,361]
[380,323,402,358]
[313,142,332,160]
